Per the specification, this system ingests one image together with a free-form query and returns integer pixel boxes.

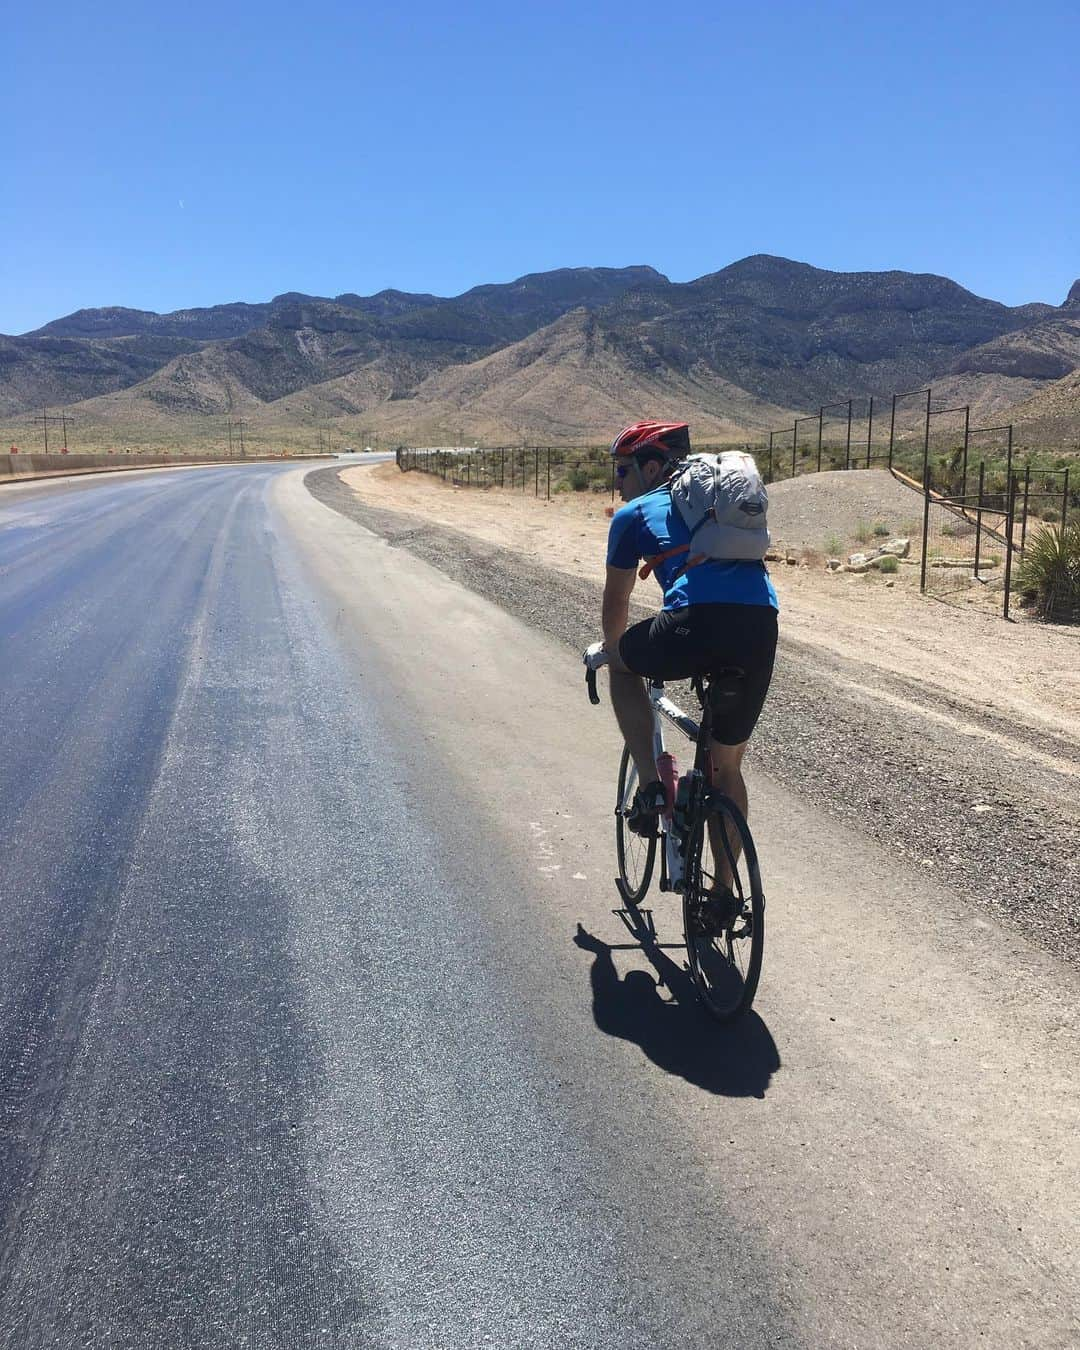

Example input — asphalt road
[0,464,1077,1348]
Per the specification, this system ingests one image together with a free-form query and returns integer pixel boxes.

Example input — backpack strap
[638,543,688,580]
[687,507,717,538]
[672,552,709,580]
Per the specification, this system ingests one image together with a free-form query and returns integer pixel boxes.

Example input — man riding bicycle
[594,420,778,837]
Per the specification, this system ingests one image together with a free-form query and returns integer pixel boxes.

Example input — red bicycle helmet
[609,420,691,459]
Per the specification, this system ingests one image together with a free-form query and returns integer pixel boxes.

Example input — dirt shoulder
[318,462,1079,966]
[341,461,1079,753]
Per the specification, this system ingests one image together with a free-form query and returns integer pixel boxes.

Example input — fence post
[845,400,853,470]
[1003,472,1018,621]
[534,447,539,496]
[816,408,824,473]
[1063,467,1070,527]
[1004,425,1013,511]
[866,396,874,469]
[888,393,897,471]
[920,465,932,592]
[921,388,931,488]
[546,447,551,500]
[1019,465,1031,559]
[962,406,970,497]
[790,428,796,480]
[974,462,985,578]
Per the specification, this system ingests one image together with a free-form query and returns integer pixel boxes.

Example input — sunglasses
[616,457,652,480]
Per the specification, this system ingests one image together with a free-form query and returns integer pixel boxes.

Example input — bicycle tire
[615,746,656,906]
[682,792,764,1020]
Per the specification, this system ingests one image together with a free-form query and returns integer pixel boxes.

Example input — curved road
[0,464,1076,1348]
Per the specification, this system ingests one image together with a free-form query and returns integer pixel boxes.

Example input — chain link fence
[920,477,1011,614]
[397,442,755,499]
[920,462,1078,622]
[394,386,1077,625]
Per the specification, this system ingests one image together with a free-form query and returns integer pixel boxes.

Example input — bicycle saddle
[695,667,746,708]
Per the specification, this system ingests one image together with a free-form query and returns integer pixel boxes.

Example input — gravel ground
[306,466,1080,968]
[767,468,926,549]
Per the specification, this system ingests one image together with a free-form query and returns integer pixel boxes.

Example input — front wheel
[682,793,765,1020]
[615,746,656,906]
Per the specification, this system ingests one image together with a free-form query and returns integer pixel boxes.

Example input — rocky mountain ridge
[3,258,1078,444]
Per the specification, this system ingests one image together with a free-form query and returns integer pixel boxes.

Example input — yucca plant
[1016,522,1080,620]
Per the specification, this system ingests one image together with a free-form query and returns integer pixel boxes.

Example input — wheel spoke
[616,748,655,905]
[682,796,764,1020]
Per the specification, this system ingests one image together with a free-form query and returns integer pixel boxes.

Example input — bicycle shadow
[573,922,780,1099]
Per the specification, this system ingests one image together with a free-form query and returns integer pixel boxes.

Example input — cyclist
[595,420,778,838]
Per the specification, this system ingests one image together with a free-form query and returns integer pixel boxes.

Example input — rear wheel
[615,746,656,906]
[682,793,764,1020]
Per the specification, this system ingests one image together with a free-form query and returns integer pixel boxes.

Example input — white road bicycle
[585,654,765,1021]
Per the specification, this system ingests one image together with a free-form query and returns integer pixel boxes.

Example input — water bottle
[656,751,679,821]
[673,771,697,844]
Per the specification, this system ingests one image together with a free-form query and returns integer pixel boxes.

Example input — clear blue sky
[5,0,1077,334]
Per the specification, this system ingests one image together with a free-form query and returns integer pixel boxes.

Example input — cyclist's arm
[602,564,637,671]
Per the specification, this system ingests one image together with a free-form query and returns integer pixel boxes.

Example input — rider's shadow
[574,923,780,1099]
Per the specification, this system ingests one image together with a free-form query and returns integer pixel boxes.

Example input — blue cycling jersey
[607,484,779,612]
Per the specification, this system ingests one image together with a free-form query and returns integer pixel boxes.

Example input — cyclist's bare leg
[609,667,658,786]
[708,740,749,888]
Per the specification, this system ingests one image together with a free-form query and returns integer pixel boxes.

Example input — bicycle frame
[587,657,715,892]
[643,680,704,894]
[648,680,700,745]
[589,655,767,1020]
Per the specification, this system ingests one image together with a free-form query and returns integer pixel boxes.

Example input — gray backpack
[639,452,770,579]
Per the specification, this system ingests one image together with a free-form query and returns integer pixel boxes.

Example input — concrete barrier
[1,452,329,483]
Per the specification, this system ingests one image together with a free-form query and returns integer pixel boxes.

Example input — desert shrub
[942,524,957,538]
[1016,522,1080,618]
[855,521,873,543]
[872,521,890,537]
[566,467,590,491]
[823,533,842,556]
[878,555,899,574]
[1041,508,1060,523]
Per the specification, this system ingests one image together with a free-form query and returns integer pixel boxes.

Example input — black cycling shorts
[618,603,778,745]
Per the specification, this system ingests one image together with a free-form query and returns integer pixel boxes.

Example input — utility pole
[234,418,247,456]
[34,406,65,452]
